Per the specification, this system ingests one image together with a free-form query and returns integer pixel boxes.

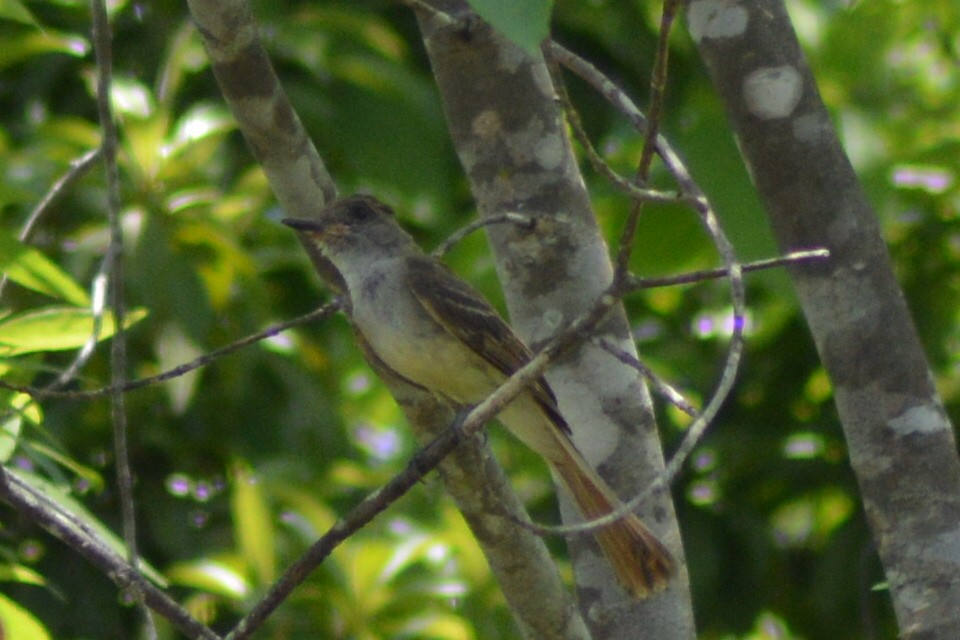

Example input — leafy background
[0,0,957,638]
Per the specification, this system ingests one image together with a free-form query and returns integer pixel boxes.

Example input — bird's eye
[347,200,376,222]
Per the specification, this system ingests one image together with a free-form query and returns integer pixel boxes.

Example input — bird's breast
[350,268,502,404]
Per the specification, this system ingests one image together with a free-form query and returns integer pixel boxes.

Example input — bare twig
[20,149,102,243]
[547,54,687,206]
[494,14,747,539]
[90,0,151,634]
[51,270,109,388]
[0,149,101,300]
[432,212,535,258]
[226,417,467,640]
[0,466,220,640]
[613,0,682,279]
[596,338,697,416]
[625,248,831,292]
[548,41,699,193]
[0,303,341,400]
[637,0,681,181]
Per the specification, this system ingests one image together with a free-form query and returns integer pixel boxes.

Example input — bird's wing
[405,255,570,433]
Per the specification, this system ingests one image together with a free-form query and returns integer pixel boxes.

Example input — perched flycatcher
[284,195,675,598]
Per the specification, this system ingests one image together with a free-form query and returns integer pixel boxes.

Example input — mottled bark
[687,1,960,637]
[417,3,695,638]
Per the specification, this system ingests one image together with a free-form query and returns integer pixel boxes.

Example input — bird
[283,194,675,598]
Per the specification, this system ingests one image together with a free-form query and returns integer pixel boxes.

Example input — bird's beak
[282,218,334,244]
[283,218,350,247]
[282,218,324,233]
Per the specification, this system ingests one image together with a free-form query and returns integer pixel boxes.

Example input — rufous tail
[551,448,675,599]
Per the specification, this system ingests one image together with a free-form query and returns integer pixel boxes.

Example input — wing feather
[405,256,570,433]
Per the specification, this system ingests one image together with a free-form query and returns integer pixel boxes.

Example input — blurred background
[0,0,957,637]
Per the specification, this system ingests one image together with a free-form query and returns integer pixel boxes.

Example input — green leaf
[230,461,276,585]
[0,393,37,463]
[0,413,22,463]
[0,30,89,68]
[24,441,104,494]
[156,322,203,415]
[0,563,45,587]
[0,0,39,27]
[0,306,148,356]
[165,557,250,600]
[0,592,51,640]
[0,230,89,305]
[466,0,553,55]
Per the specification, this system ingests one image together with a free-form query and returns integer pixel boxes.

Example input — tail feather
[496,397,675,597]
[552,452,675,599]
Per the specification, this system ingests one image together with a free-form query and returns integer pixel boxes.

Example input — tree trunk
[687,1,960,636]
[417,2,696,638]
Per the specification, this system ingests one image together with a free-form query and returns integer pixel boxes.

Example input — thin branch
[51,269,110,388]
[226,417,467,640]
[492,20,747,540]
[637,0,681,180]
[20,149,102,242]
[548,41,699,194]
[625,248,831,291]
[0,466,220,640]
[89,5,146,631]
[595,338,697,416]
[613,0,682,279]
[432,212,534,258]
[0,303,341,400]
[547,53,687,206]
[0,148,101,301]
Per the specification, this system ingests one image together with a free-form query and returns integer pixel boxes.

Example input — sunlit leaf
[111,76,154,119]
[0,563,45,587]
[167,104,235,156]
[394,612,474,640]
[0,306,148,356]
[0,592,52,640]
[0,30,88,67]
[342,540,394,607]
[737,610,800,639]
[0,393,38,463]
[156,322,203,414]
[165,557,250,600]
[230,461,276,585]
[0,230,89,305]
[380,533,448,584]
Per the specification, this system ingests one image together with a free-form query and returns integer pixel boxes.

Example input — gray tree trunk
[688,1,960,636]
[417,2,696,638]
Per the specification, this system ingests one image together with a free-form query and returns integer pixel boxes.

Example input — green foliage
[0,0,955,638]
[0,229,89,305]
[0,591,52,640]
[0,306,148,356]
[466,0,553,54]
